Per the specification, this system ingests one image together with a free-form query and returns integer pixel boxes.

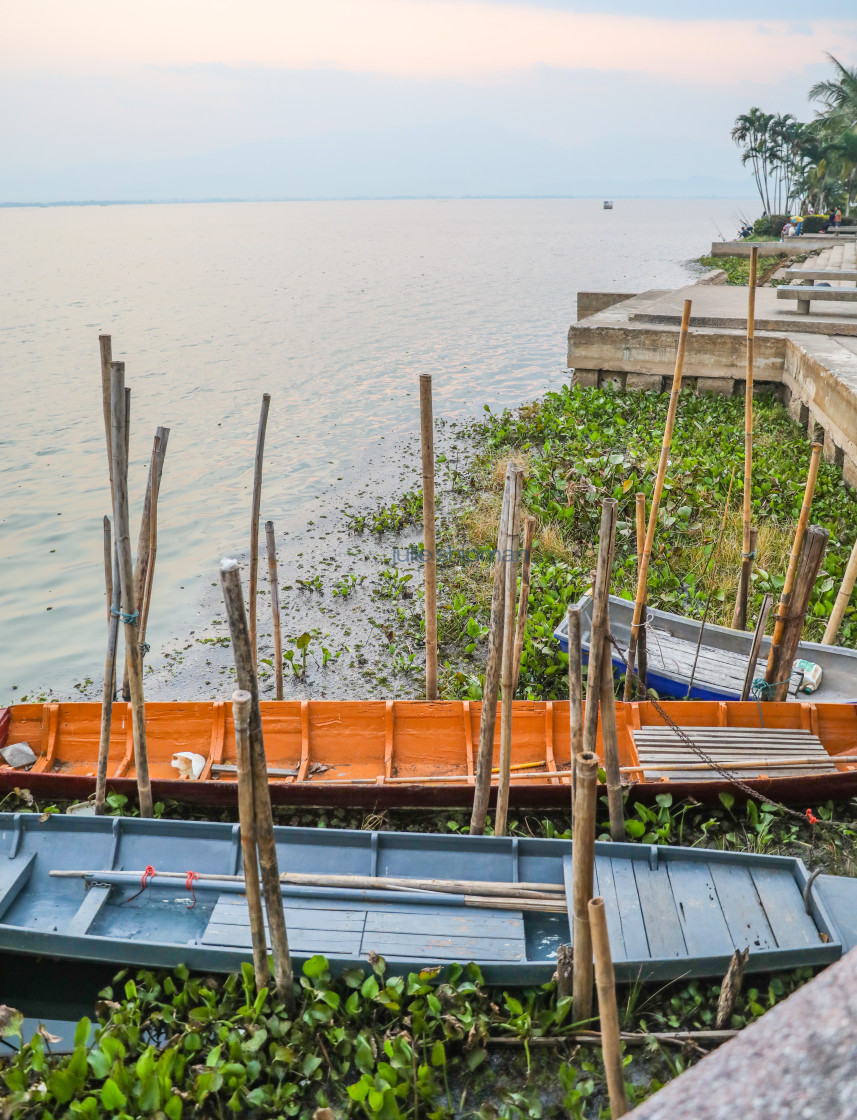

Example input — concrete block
[844,457,857,490]
[823,430,844,468]
[600,371,627,391]
[0,741,37,769]
[577,292,638,321]
[572,368,599,388]
[625,373,664,393]
[696,377,735,397]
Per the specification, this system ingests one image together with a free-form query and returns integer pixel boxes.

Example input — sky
[2,0,857,201]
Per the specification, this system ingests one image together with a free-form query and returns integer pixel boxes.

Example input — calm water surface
[0,198,750,698]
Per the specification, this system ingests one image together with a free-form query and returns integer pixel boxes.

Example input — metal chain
[605,629,849,833]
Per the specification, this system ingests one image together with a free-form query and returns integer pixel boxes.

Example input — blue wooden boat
[1,813,855,985]
[554,593,857,703]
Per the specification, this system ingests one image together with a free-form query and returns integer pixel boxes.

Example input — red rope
[123,864,156,904]
[185,870,200,908]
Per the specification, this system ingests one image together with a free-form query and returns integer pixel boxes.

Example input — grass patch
[696,253,788,286]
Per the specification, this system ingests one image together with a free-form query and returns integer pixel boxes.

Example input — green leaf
[719,792,735,811]
[430,1040,446,1067]
[302,1054,323,1076]
[625,819,646,838]
[101,1078,128,1110]
[302,954,329,979]
[165,1095,183,1120]
[74,1016,92,1048]
[348,1078,370,1102]
[48,1069,84,1104]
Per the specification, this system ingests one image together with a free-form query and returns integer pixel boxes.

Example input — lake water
[0,198,751,699]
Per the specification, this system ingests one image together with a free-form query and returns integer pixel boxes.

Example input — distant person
[739,223,753,239]
[835,208,842,228]
[781,221,795,240]
[794,216,804,236]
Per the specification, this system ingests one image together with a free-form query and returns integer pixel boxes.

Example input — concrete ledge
[709,240,835,258]
[577,292,638,320]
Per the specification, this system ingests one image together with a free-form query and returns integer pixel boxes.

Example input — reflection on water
[0,198,750,697]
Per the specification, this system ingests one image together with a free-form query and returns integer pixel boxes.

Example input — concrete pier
[568,241,857,487]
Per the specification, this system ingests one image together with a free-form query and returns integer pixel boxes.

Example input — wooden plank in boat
[363,928,526,962]
[750,867,820,950]
[609,858,651,961]
[631,727,836,780]
[206,895,365,931]
[710,864,776,950]
[66,885,112,937]
[666,861,734,958]
[633,862,687,959]
[593,855,627,962]
[0,853,36,921]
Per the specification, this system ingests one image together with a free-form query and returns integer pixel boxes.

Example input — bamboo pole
[99,335,114,503]
[556,944,573,999]
[572,750,598,1024]
[220,558,294,1010]
[420,374,438,700]
[823,533,857,644]
[765,525,830,701]
[589,897,629,1118]
[740,593,774,701]
[102,516,113,623]
[249,394,271,672]
[265,522,284,700]
[635,493,647,692]
[599,632,624,841]
[232,689,271,991]
[583,499,617,753]
[567,605,584,814]
[622,755,856,775]
[95,534,121,815]
[496,465,523,836]
[110,363,153,818]
[732,246,758,631]
[511,516,536,695]
[766,443,823,675]
[470,468,513,835]
[139,434,161,647]
[623,299,692,699]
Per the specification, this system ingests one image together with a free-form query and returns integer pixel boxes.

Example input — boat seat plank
[638,630,801,694]
[709,864,776,950]
[206,895,365,931]
[609,858,651,961]
[0,854,37,922]
[66,886,113,937]
[593,856,627,962]
[750,868,820,950]
[631,727,836,781]
[633,862,687,959]
[362,929,525,962]
[666,862,734,958]
[205,923,363,956]
[363,910,523,938]
[815,875,857,954]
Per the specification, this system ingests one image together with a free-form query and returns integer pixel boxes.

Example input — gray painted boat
[554,593,857,703]
[1,813,856,985]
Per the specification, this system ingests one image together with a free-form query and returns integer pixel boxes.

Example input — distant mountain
[0,120,752,203]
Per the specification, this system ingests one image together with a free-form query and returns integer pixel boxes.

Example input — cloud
[4,0,855,85]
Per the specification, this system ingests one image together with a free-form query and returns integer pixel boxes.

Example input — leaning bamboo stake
[599,631,624,842]
[232,689,271,991]
[583,499,617,753]
[139,435,161,646]
[824,533,857,644]
[220,558,294,1010]
[766,443,822,674]
[470,468,513,835]
[249,394,271,672]
[99,335,114,503]
[740,593,774,702]
[511,516,536,695]
[624,299,692,699]
[589,897,629,1118]
[110,363,153,818]
[732,246,758,631]
[635,493,647,692]
[567,606,584,814]
[572,750,598,1024]
[95,533,121,815]
[265,522,284,700]
[496,464,524,836]
[103,516,113,623]
[765,525,830,701]
[420,374,438,700]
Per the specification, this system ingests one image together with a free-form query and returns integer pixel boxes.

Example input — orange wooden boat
[1,699,856,808]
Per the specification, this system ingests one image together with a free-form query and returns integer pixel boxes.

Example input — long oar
[420,374,438,699]
[731,245,758,630]
[823,533,857,644]
[623,299,692,699]
[511,516,536,695]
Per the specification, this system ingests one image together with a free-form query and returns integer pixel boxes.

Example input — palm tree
[809,55,857,126]
[732,108,774,213]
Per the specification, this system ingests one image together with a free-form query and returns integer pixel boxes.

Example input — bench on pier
[629,726,838,782]
[776,285,857,315]
[783,269,857,283]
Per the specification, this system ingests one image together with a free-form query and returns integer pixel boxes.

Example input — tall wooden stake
[99,335,114,503]
[139,434,161,647]
[623,299,692,699]
[221,559,294,1010]
[567,605,584,815]
[265,522,284,700]
[249,394,271,672]
[589,897,629,1118]
[765,525,830,701]
[634,493,647,693]
[110,362,153,817]
[824,533,857,644]
[572,750,598,1024]
[511,516,536,695]
[732,245,758,630]
[102,516,113,623]
[232,689,271,991]
[96,531,120,815]
[583,499,617,755]
[766,442,823,668]
[599,630,624,842]
[496,464,523,836]
[740,593,773,702]
[420,374,438,700]
[470,468,513,835]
